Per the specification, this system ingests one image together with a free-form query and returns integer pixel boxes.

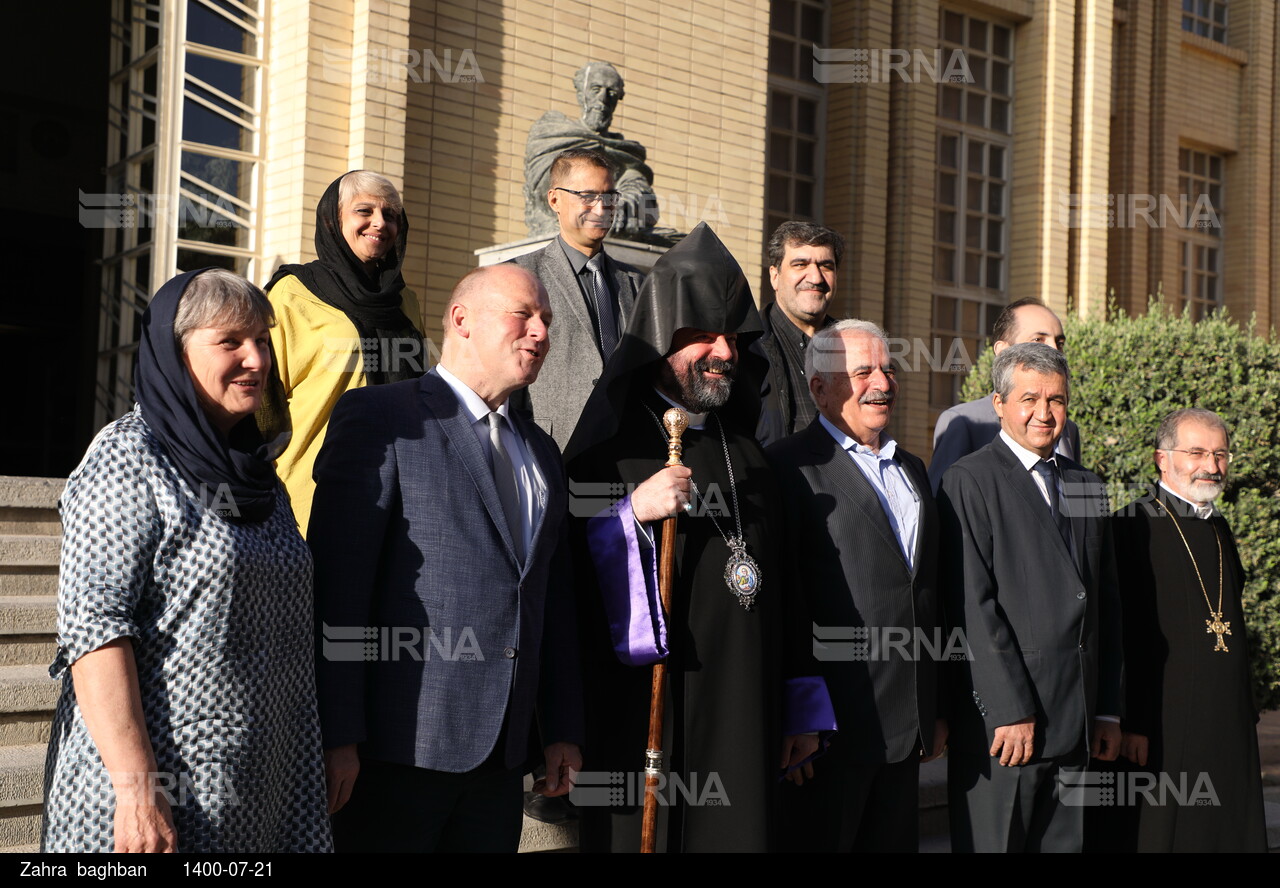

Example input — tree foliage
[959,302,1280,709]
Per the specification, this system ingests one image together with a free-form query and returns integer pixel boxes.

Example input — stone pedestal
[475,235,668,272]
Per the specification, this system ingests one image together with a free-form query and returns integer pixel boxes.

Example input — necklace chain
[644,404,762,609]
[644,406,743,542]
[1154,496,1230,652]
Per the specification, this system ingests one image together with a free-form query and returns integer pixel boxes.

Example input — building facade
[9,0,1279,475]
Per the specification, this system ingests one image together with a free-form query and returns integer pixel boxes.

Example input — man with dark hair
[768,319,944,852]
[939,342,1122,853]
[755,220,846,446]
[510,148,645,451]
[523,62,658,237]
[566,223,834,852]
[928,298,1081,492]
[1094,408,1266,852]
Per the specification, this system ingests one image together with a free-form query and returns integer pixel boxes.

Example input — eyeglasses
[1163,448,1232,464]
[554,187,621,208]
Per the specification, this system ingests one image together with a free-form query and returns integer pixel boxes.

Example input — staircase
[0,476,63,853]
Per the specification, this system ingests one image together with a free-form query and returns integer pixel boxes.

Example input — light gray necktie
[487,412,525,562]
[585,254,617,358]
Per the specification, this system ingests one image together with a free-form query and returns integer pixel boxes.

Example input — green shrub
[959,301,1280,710]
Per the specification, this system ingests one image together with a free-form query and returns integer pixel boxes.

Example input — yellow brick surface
[253,0,1280,457]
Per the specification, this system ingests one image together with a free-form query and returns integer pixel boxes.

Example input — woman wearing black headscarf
[265,170,425,534]
[41,268,331,853]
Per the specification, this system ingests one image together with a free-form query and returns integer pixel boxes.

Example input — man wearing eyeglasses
[1089,408,1266,852]
[511,148,646,452]
[522,63,659,238]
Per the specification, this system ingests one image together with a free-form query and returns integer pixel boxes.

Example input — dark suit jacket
[929,394,1081,493]
[510,240,645,450]
[309,371,583,773]
[767,420,941,764]
[753,304,834,447]
[938,436,1122,760]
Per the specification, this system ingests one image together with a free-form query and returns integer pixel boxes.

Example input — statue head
[574,62,625,133]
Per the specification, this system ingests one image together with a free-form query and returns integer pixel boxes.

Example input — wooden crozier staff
[641,406,689,853]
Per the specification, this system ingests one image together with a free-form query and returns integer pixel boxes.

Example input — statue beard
[582,104,613,133]
[657,356,736,414]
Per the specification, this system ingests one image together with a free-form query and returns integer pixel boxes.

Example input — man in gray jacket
[511,148,645,451]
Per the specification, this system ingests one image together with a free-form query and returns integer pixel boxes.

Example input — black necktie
[1033,459,1072,551]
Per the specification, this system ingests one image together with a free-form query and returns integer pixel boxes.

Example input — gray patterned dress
[41,408,332,853]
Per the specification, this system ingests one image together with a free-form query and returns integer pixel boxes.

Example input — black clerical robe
[1099,488,1266,852]
[569,390,823,852]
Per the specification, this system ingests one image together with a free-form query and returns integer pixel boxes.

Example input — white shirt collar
[653,388,708,430]
[999,429,1057,472]
[433,363,509,425]
[1158,481,1216,520]
[818,415,896,458]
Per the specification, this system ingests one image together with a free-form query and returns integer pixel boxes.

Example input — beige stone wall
[396,0,771,342]
[261,0,352,276]
[1108,1,1275,329]
[1068,0,1113,318]
[254,0,1280,458]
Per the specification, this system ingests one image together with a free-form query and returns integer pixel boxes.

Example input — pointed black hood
[564,222,765,461]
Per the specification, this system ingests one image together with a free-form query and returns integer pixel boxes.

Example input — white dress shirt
[434,364,548,554]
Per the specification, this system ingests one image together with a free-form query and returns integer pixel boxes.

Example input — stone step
[0,809,40,849]
[0,665,58,710]
[0,478,63,511]
[0,715,51,750]
[0,537,60,570]
[0,744,46,810]
[0,842,39,854]
[518,813,578,853]
[0,568,57,598]
[0,599,56,637]
[0,508,60,536]
[0,640,56,670]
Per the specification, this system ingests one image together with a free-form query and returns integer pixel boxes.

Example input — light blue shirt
[433,364,548,554]
[819,415,920,570]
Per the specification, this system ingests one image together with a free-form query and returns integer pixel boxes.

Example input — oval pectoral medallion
[724,537,761,610]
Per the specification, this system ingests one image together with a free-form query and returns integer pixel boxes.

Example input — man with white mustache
[1091,408,1267,852]
[767,320,944,851]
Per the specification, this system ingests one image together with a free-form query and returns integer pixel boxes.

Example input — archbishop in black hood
[566,223,835,853]
[563,222,767,463]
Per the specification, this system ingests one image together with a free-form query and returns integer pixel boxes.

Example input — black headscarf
[563,222,766,462]
[265,171,424,384]
[135,268,290,524]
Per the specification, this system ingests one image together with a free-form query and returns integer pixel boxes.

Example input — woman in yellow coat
[265,171,425,534]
